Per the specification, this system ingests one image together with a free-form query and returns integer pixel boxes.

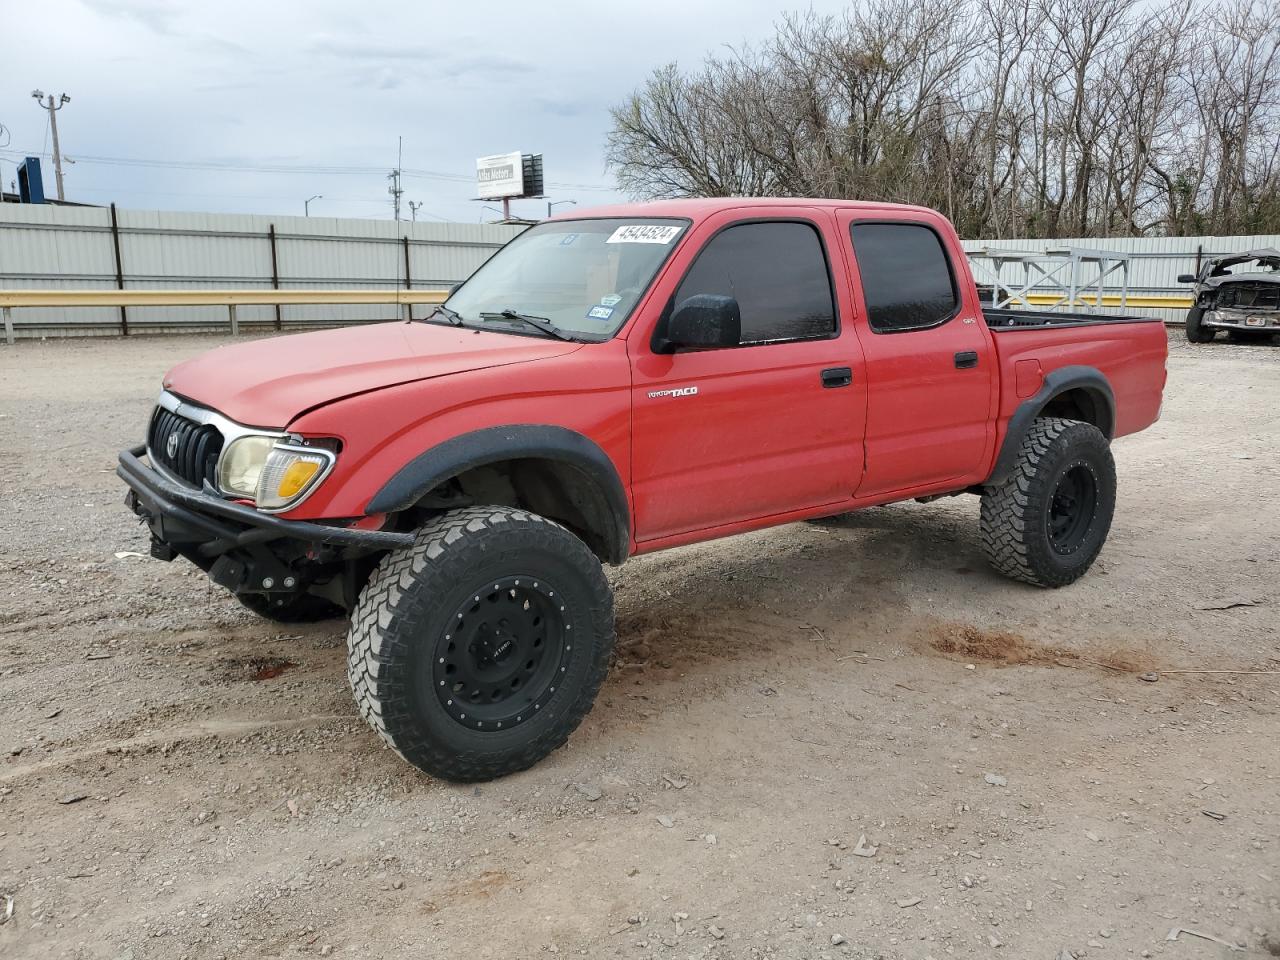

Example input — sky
[0,0,846,223]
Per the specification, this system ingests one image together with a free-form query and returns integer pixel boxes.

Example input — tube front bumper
[117,445,415,554]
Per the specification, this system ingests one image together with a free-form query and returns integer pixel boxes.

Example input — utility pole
[0,123,10,202]
[387,135,404,221]
[31,90,71,201]
[408,200,422,222]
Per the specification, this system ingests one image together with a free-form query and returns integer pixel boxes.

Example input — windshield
[443,217,689,339]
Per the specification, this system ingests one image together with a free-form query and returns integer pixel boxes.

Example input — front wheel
[347,506,615,782]
[980,418,1116,588]
[1185,306,1215,343]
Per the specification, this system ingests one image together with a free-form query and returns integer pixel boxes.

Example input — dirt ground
[1,331,1277,960]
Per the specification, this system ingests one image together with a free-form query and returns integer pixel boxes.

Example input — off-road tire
[1185,306,1215,343]
[238,592,345,623]
[980,417,1116,588]
[346,506,614,782]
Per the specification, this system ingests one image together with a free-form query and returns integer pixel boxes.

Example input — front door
[629,214,866,542]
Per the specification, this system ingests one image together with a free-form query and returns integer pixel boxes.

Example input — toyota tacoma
[119,198,1168,781]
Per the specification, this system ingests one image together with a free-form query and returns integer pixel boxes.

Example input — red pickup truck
[119,198,1168,781]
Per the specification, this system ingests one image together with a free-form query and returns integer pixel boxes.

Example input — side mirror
[1177,273,1196,284]
[659,294,741,352]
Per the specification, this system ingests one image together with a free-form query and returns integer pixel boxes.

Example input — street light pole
[31,90,71,201]
[305,194,322,216]
[547,199,577,219]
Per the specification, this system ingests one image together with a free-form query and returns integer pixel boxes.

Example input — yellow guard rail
[0,288,450,343]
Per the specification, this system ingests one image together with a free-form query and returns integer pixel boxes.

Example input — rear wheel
[1185,306,1215,343]
[347,506,614,782]
[980,418,1116,588]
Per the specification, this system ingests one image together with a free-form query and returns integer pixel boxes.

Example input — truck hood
[1200,248,1280,287]
[1201,271,1280,289]
[163,321,582,427]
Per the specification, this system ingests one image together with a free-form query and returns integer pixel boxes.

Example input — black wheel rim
[431,576,571,731]
[1047,462,1098,555]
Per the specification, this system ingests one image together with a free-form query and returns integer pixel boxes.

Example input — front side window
[444,218,688,340]
[850,223,959,333]
[673,221,836,344]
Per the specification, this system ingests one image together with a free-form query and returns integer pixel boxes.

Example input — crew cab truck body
[119,198,1168,781]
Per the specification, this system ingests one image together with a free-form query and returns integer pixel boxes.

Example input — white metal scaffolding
[967,246,1132,311]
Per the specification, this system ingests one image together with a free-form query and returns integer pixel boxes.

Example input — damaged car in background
[1181,248,1280,343]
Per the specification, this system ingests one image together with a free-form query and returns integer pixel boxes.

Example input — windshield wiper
[424,304,464,326]
[478,309,577,342]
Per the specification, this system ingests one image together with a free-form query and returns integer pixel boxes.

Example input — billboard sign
[476,151,525,199]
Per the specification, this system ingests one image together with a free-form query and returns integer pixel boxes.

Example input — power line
[69,184,396,204]
[0,147,618,192]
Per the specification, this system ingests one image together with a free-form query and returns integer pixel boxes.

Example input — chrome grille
[147,406,223,488]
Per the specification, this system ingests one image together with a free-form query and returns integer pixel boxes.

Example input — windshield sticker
[559,233,578,246]
[599,294,622,306]
[606,224,681,245]
[586,305,615,321]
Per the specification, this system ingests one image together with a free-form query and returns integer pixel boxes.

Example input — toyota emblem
[166,432,179,459]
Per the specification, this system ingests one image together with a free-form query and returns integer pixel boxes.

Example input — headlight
[218,435,276,497]
[217,436,336,510]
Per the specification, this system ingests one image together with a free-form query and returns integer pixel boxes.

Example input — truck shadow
[608,501,998,678]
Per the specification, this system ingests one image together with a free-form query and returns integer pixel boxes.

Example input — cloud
[535,96,592,118]
[306,35,436,61]
[305,36,534,82]
[77,0,181,34]
[374,67,403,91]
[439,54,536,79]
[8,0,852,222]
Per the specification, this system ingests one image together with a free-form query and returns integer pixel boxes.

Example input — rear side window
[674,221,835,344]
[850,223,958,333]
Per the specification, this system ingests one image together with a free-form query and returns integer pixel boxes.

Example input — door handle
[821,366,853,388]
[954,351,979,369]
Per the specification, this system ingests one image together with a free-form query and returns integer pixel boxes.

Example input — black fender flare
[986,366,1115,486]
[366,424,631,564]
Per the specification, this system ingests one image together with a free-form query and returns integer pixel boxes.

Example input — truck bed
[984,306,1168,445]
[983,308,1158,330]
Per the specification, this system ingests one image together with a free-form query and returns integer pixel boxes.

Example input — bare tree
[606,0,1280,237]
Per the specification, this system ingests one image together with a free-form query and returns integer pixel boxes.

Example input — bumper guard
[117,445,415,552]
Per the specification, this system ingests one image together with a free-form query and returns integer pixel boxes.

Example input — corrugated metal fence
[3,201,1277,336]
[959,234,1280,325]
[0,204,524,338]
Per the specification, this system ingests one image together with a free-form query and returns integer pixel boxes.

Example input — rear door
[629,212,866,542]
[836,213,996,497]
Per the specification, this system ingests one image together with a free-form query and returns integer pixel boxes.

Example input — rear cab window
[850,222,959,333]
